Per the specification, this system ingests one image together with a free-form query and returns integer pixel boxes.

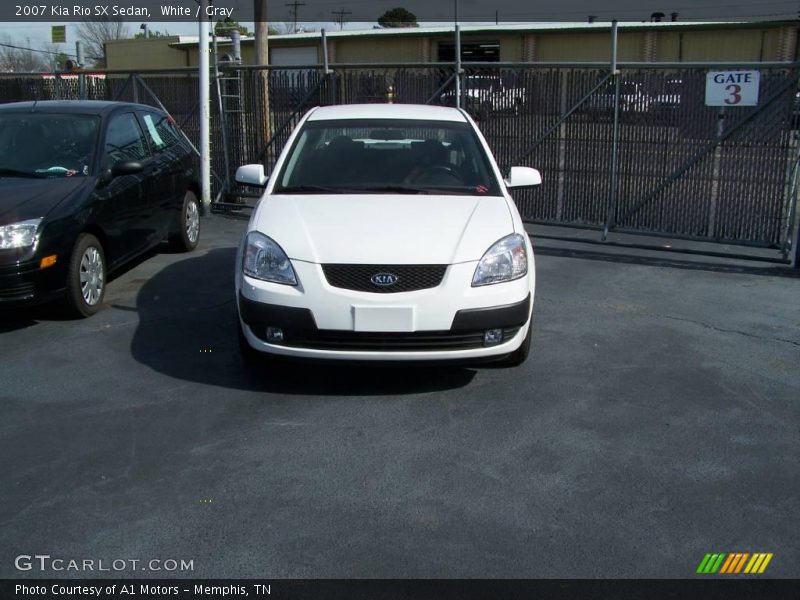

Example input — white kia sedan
[235,104,541,365]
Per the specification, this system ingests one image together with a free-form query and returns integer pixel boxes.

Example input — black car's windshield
[0,113,99,178]
[274,118,503,196]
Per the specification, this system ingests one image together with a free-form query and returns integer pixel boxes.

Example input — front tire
[169,190,200,252]
[64,233,106,318]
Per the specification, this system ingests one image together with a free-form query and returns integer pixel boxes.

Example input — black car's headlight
[472,233,528,287]
[242,231,298,285]
[0,218,42,250]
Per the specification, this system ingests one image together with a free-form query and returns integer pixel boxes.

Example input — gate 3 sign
[705,71,760,107]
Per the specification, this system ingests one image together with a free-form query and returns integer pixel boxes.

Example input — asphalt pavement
[1,214,798,578]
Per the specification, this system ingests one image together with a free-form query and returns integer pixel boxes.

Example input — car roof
[307,104,468,123]
[0,100,161,116]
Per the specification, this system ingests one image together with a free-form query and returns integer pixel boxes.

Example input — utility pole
[254,0,271,153]
[285,1,306,33]
[333,8,351,30]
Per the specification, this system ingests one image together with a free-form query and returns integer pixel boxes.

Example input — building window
[438,41,500,62]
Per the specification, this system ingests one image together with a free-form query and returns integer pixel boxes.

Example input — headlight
[242,231,298,285]
[472,233,528,287]
[0,218,42,250]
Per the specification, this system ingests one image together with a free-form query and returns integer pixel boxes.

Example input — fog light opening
[483,328,503,346]
[266,327,284,342]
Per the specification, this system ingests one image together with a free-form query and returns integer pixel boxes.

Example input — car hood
[253,194,514,264]
[0,177,90,224]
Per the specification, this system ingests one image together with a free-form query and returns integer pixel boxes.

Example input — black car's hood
[0,176,91,224]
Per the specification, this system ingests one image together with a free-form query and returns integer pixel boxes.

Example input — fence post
[455,24,462,109]
[603,20,621,241]
[198,0,212,212]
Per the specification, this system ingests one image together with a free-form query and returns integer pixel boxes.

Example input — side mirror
[235,164,268,187]
[111,160,144,177]
[504,166,542,189]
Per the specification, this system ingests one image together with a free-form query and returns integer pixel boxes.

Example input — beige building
[104,21,800,71]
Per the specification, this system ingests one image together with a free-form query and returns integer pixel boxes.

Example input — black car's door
[95,112,152,266]
[137,110,188,240]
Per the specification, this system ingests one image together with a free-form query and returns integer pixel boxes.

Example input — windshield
[274,118,502,196]
[0,113,99,178]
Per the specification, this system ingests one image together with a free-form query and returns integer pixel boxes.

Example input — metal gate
[479,64,800,257]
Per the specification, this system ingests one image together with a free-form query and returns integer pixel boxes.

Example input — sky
[0,0,797,56]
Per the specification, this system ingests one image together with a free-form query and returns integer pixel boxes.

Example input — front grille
[0,282,34,301]
[322,264,447,294]
[282,327,520,351]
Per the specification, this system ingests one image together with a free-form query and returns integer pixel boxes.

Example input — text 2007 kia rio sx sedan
[235,104,541,366]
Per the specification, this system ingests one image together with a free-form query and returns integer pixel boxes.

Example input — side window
[141,111,181,152]
[104,113,150,166]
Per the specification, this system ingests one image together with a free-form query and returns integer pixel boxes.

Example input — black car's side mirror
[112,160,144,177]
[98,160,145,188]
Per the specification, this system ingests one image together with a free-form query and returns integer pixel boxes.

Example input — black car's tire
[500,323,532,367]
[168,190,200,252]
[64,233,106,318]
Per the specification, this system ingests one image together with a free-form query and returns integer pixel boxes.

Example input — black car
[0,100,200,317]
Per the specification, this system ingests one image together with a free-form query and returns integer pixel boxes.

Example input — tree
[76,17,129,67]
[377,7,418,28]
[134,30,171,39]
[214,18,250,38]
[0,36,48,72]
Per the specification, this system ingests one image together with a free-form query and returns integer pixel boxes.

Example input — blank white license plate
[352,306,415,332]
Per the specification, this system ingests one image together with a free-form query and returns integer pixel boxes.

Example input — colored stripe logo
[697,552,773,574]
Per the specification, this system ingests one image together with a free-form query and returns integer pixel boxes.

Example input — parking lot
[1,214,798,578]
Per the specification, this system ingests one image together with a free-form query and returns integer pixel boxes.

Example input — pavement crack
[658,314,800,348]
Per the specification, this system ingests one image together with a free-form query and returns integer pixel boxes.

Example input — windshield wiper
[276,184,435,195]
[354,185,431,194]
[0,168,44,179]
[276,185,346,194]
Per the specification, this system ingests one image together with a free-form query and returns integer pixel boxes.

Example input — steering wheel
[407,165,464,186]
[53,139,85,162]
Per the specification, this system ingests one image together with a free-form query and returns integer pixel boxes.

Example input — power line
[333,8,352,30]
[0,41,76,58]
[286,1,307,33]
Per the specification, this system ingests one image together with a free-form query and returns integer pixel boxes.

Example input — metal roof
[168,20,796,48]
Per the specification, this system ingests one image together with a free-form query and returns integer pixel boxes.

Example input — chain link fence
[1,63,798,256]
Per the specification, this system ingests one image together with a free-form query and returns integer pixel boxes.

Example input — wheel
[168,190,200,252]
[500,322,532,367]
[64,233,106,318]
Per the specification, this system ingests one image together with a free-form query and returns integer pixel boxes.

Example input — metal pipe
[426,72,457,104]
[322,28,330,73]
[199,0,212,212]
[512,72,613,165]
[529,232,792,265]
[76,40,86,99]
[603,20,621,241]
[231,29,241,62]
[455,24,462,109]
[524,220,790,250]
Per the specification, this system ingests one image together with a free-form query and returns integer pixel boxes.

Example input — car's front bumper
[0,258,66,307]
[237,260,534,361]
